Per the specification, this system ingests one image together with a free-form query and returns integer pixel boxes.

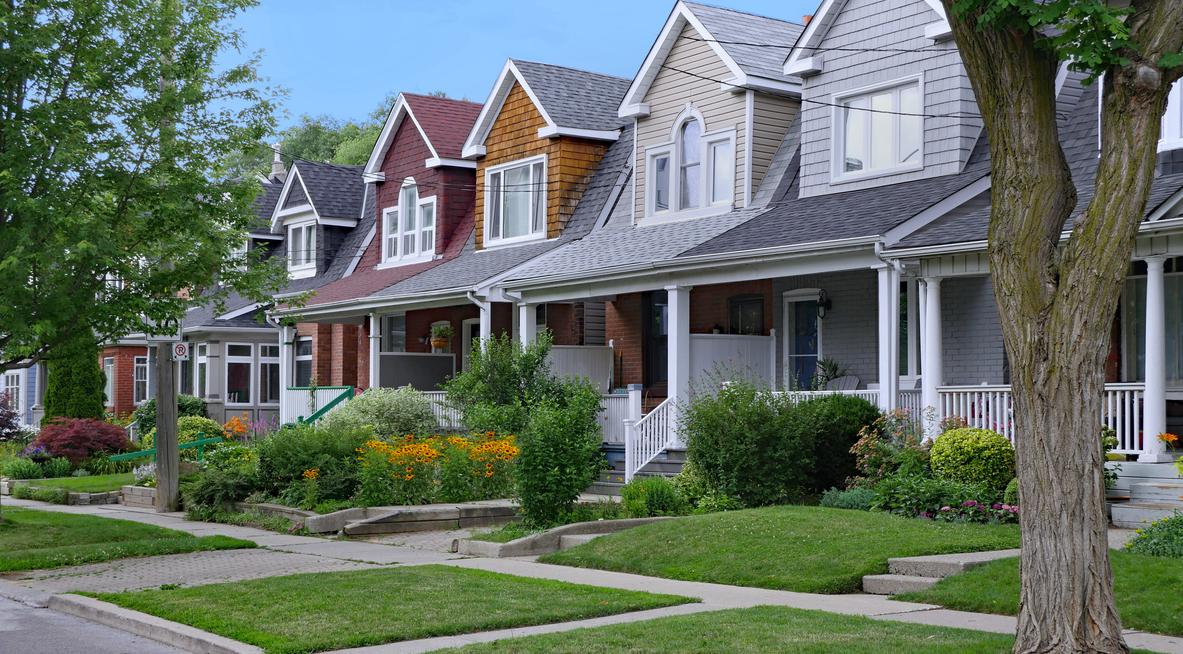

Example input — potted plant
[430,323,454,351]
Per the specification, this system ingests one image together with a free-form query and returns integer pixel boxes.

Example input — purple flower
[991,503,1002,510]
[962,500,978,508]
[940,506,952,512]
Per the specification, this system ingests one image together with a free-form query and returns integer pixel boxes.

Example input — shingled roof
[401,94,484,160]
[682,2,804,81]
[511,60,631,132]
[291,161,364,222]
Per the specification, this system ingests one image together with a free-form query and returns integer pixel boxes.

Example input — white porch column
[518,302,537,347]
[279,325,294,423]
[921,277,943,438]
[1141,255,1171,462]
[478,302,492,344]
[367,313,380,389]
[666,286,691,447]
[906,277,920,377]
[876,265,900,411]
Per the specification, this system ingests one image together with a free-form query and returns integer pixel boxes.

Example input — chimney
[802,14,812,25]
[270,142,287,182]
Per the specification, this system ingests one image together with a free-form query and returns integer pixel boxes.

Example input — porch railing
[898,389,923,419]
[422,390,465,431]
[776,389,882,405]
[282,386,354,424]
[624,397,675,482]
[421,389,637,443]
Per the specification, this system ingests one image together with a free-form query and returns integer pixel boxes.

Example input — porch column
[876,265,900,411]
[478,302,492,344]
[921,277,943,438]
[906,278,920,377]
[518,302,537,347]
[367,313,380,389]
[666,285,691,446]
[1141,255,1171,462]
[279,325,294,423]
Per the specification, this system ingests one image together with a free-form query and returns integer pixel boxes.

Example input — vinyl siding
[798,0,982,197]
[751,93,799,194]
[635,21,748,219]
[774,270,879,389]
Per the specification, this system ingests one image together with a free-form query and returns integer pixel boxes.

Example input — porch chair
[825,375,860,391]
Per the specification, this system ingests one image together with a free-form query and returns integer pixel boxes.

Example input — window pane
[531,162,545,234]
[899,85,922,164]
[306,226,316,265]
[289,227,302,264]
[503,164,531,238]
[680,120,701,164]
[489,172,502,239]
[294,360,311,387]
[228,344,252,357]
[401,186,417,232]
[296,338,312,357]
[385,209,397,258]
[180,358,193,395]
[382,314,406,353]
[261,345,279,358]
[843,97,868,172]
[227,362,251,404]
[421,227,434,254]
[653,155,670,211]
[680,163,700,209]
[869,91,893,170]
[197,362,207,398]
[260,362,280,404]
[403,233,415,256]
[710,141,731,204]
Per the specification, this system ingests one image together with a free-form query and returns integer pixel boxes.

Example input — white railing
[898,389,923,419]
[422,391,465,431]
[624,398,675,482]
[549,345,615,393]
[937,383,1145,454]
[282,386,353,424]
[599,393,633,444]
[776,389,882,405]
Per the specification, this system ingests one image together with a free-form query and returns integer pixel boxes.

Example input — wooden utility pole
[154,343,179,511]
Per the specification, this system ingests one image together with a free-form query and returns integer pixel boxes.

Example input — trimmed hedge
[930,428,1015,493]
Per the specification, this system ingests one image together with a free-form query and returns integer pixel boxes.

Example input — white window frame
[380,178,437,267]
[224,342,254,407]
[293,337,313,387]
[3,371,21,413]
[483,154,548,248]
[133,356,150,405]
[286,221,317,278]
[380,314,407,353]
[194,343,208,399]
[258,344,281,406]
[831,75,925,184]
[102,357,115,406]
[1160,80,1183,153]
[644,108,735,223]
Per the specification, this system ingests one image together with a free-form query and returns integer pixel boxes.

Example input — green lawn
[540,505,1020,593]
[0,507,253,572]
[92,565,695,654]
[23,473,134,493]
[898,550,1183,637]
[439,605,1020,653]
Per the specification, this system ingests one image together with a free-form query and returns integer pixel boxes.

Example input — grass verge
[897,550,1183,637]
[540,505,1019,593]
[186,508,310,536]
[21,473,135,493]
[438,605,1020,653]
[0,507,253,572]
[91,565,694,654]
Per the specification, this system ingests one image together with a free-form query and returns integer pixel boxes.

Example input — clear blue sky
[233,0,820,129]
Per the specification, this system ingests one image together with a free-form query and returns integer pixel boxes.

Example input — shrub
[43,332,105,423]
[2,457,43,480]
[0,392,20,442]
[180,467,258,510]
[871,473,998,519]
[516,381,604,526]
[682,380,809,506]
[1126,512,1183,558]
[141,416,226,451]
[322,386,435,438]
[205,441,257,473]
[848,409,930,487]
[1003,477,1019,506]
[32,418,132,465]
[134,463,156,487]
[930,427,1015,493]
[621,476,688,517]
[667,460,743,514]
[819,487,877,511]
[1103,426,1121,490]
[444,332,561,435]
[784,395,881,493]
[11,483,68,504]
[131,394,207,435]
[255,423,370,501]
[41,457,73,478]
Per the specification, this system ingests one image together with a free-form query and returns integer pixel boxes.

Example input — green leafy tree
[942,1,1183,651]
[42,332,105,422]
[0,0,285,370]
[443,332,561,435]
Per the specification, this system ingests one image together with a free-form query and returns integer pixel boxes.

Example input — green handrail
[110,434,224,463]
[301,386,354,424]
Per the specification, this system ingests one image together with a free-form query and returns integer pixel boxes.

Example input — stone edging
[456,517,673,557]
[49,594,262,654]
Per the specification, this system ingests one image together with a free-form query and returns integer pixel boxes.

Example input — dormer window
[485,155,546,246]
[645,111,734,222]
[381,179,436,266]
[833,77,923,182]
[1160,80,1183,152]
[286,222,316,278]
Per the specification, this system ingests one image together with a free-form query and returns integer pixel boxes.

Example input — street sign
[172,342,190,361]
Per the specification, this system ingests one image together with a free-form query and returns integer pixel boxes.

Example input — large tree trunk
[942,1,1183,652]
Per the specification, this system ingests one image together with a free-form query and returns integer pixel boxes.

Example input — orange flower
[302,467,320,480]
[1158,432,1179,446]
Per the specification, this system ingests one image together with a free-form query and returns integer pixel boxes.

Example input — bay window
[382,180,436,264]
[259,344,280,405]
[225,343,253,405]
[646,114,734,220]
[835,77,923,180]
[485,155,546,245]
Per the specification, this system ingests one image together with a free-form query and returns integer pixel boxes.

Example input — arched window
[646,108,734,219]
[382,178,436,264]
[678,119,702,210]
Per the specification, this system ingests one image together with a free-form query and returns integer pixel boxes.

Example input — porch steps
[587,449,686,496]
[862,549,1020,596]
[1110,464,1183,528]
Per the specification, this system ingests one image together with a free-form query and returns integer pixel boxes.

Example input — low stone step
[862,574,941,595]
[1130,482,1183,503]
[1111,502,1183,529]
[887,549,1020,578]
[587,481,623,496]
[559,533,608,549]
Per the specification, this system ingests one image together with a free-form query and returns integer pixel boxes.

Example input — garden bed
[2,478,125,505]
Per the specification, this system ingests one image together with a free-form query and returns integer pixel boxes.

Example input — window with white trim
[1161,80,1183,152]
[103,357,115,405]
[381,314,406,353]
[133,356,149,405]
[294,338,312,387]
[646,114,734,220]
[286,222,316,274]
[194,343,208,399]
[382,180,436,264]
[834,78,923,180]
[225,343,253,405]
[3,371,20,412]
[485,155,546,245]
[259,344,280,405]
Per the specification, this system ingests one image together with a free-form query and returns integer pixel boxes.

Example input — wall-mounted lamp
[817,289,832,319]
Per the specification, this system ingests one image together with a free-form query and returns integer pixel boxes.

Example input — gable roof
[462,59,630,158]
[619,1,803,117]
[783,0,949,76]
[364,93,483,177]
[250,179,284,236]
[269,161,364,231]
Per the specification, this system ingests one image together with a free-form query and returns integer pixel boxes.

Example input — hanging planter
[430,323,454,351]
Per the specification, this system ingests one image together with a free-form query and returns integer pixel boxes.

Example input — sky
[232,0,820,130]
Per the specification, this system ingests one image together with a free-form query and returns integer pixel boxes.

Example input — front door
[461,319,481,372]
[643,290,669,395]
[784,296,820,390]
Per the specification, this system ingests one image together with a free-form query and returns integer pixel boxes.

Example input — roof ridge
[682,0,804,28]
[401,92,482,108]
[510,58,631,83]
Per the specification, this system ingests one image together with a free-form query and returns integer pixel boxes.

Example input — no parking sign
[172,342,190,361]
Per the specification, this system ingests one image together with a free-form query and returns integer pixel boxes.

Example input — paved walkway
[3,497,1181,654]
[0,595,185,654]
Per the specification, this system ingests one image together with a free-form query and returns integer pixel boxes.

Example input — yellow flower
[302,467,320,480]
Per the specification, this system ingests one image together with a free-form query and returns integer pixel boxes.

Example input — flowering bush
[323,386,436,438]
[353,433,518,507]
[223,416,250,440]
[849,409,931,487]
[140,416,226,451]
[133,462,157,487]
[933,499,1020,525]
[32,418,132,465]
[1126,511,1183,558]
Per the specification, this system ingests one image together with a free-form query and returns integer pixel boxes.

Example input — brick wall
[330,324,359,386]
[99,345,148,417]
[689,281,774,334]
[606,293,644,388]
[297,322,334,386]
[356,322,371,390]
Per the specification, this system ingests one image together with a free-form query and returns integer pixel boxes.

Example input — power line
[684,35,950,54]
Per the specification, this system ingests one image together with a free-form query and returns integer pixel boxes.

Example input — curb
[48,593,262,654]
[0,579,51,608]
[456,517,672,557]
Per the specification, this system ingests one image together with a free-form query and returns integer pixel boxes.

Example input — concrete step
[587,481,623,496]
[1111,502,1183,529]
[887,549,1020,578]
[1108,461,1181,480]
[1130,481,1183,503]
[862,574,941,595]
[558,533,608,550]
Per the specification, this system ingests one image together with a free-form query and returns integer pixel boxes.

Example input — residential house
[3,363,43,428]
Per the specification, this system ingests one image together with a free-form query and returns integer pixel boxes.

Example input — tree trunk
[942,1,1183,652]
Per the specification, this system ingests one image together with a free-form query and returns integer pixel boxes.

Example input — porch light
[818,290,832,319]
